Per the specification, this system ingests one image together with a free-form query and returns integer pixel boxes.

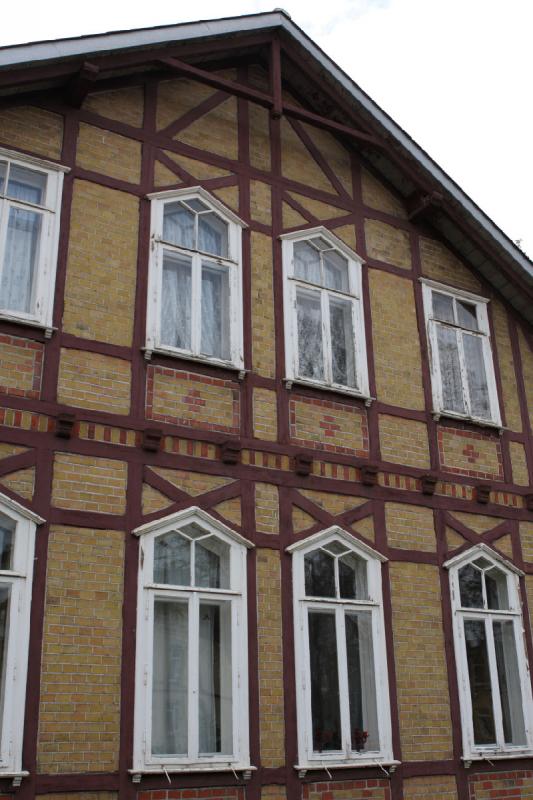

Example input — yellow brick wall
[52,453,127,514]
[250,180,272,226]
[142,484,172,515]
[212,497,242,527]
[379,414,430,469]
[0,466,34,500]
[386,503,436,551]
[520,522,533,563]
[38,527,124,773]
[256,548,285,767]
[369,270,425,409]
[57,349,131,415]
[83,86,144,127]
[419,236,483,293]
[292,506,315,533]
[249,104,271,172]
[365,218,412,269]
[290,396,368,455]
[0,106,63,159]
[76,123,141,183]
[518,328,533,433]
[260,787,287,800]
[439,427,503,480]
[253,388,278,441]
[361,168,407,218]
[390,562,453,760]
[492,300,522,431]
[255,483,279,534]
[251,232,276,378]
[403,776,458,800]
[176,97,238,160]
[450,511,499,535]
[0,335,42,399]
[303,123,353,197]
[62,180,139,347]
[156,78,216,130]
[280,118,334,194]
[148,466,233,496]
[510,441,530,486]
[299,488,366,516]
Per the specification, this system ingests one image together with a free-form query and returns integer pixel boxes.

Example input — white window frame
[421,278,501,427]
[446,544,533,762]
[288,527,394,770]
[0,492,44,777]
[0,147,67,333]
[132,507,253,775]
[146,186,245,370]
[281,227,369,399]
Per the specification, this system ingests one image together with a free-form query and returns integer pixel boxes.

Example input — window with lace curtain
[281,227,369,397]
[421,279,501,426]
[0,148,65,331]
[146,187,245,369]
[132,508,252,774]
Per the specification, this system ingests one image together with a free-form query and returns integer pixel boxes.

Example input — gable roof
[1,11,531,323]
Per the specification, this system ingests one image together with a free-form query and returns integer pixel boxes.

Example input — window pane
[296,290,324,381]
[294,242,321,284]
[201,264,230,360]
[493,620,526,746]
[459,564,483,608]
[152,598,188,755]
[432,291,454,323]
[339,553,367,600]
[161,253,192,350]
[7,164,47,205]
[0,162,6,194]
[0,206,41,313]
[0,518,14,570]
[195,536,230,589]
[329,296,356,387]
[199,602,233,755]
[463,334,491,419]
[485,568,509,610]
[436,324,465,414]
[305,549,335,597]
[323,250,349,292]
[185,198,209,212]
[154,531,191,586]
[464,619,496,745]
[308,610,342,752]
[0,585,10,737]
[457,301,479,331]
[198,212,228,257]
[163,202,195,248]
[346,611,379,752]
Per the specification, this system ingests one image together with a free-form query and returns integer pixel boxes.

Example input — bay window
[146,187,245,369]
[133,507,252,773]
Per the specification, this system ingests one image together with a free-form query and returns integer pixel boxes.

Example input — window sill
[462,752,533,768]
[0,312,55,339]
[294,760,400,778]
[0,770,29,787]
[143,347,246,379]
[129,765,256,783]
[284,377,374,406]
[432,409,504,434]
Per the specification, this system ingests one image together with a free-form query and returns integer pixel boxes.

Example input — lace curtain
[0,177,43,314]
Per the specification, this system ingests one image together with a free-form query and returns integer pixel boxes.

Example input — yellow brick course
[386,502,436,551]
[0,466,34,500]
[83,86,144,127]
[492,300,522,432]
[255,483,279,534]
[419,236,483,292]
[290,396,368,456]
[403,775,458,800]
[57,349,131,415]
[149,467,234,496]
[390,562,453,760]
[52,453,127,514]
[361,168,407,218]
[77,123,141,183]
[176,97,238,160]
[253,388,278,441]
[257,549,285,767]
[439,427,503,480]
[510,441,530,486]
[365,218,412,269]
[379,415,430,469]
[0,106,63,159]
[251,232,276,378]
[299,489,366,516]
[213,497,242,527]
[63,180,139,346]
[369,270,425,409]
[261,787,287,800]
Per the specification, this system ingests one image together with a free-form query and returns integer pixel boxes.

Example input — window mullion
[485,615,505,749]
[0,198,9,292]
[191,253,202,356]
[322,290,332,384]
[336,606,351,756]
[188,593,199,760]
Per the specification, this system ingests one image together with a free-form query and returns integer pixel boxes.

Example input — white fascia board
[0,490,45,525]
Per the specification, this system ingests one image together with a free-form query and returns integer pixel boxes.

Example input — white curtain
[329,297,356,387]
[198,213,227,257]
[152,600,188,755]
[296,290,324,380]
[199,604,218,753]
[201,266,229,360]
[436,324,465,414]
[161,255,192,349]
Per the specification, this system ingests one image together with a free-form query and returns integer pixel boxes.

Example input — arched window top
[445,544,523,612]
[280,226,364,270]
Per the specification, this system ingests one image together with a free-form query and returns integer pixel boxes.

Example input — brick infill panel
[290,395,369,456]
[138,789,245,800]
[0,333,43,399]
[468,769,533,799]
[303,779,391,800]
[438,425,504,481]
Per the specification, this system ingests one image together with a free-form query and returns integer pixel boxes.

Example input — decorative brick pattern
[365,218,412,269]
[163,435,219,460]
[369,270,425,409]
[253,387,278,441]
[251,232,276,378]
[379,414,430,469]
[290,395,369,456]
[0,334,43,399]
[78,421,138,447]
[299,488,366,516]
[147,367,240,434]
[148,467,233,496]
[256,548,285,767]
[63,180,139,347]
[0,466,35,500]
[390,562,453,760]
[77,123,141,183]
[468,770,533,799]
[385,502,436,552]
[510,441,530,486]
[242,449,291,471]
[419,236,483,293]
[52,453,127,514]
[58,349,131,415]
[255,483,279,534]
[438,426,503,480]
[38,527,124,773]
[83,86,144,127]
[139,790,244,800]
[403,775,458,800]
[303,780,391,800]
[0,406,50,432]
[361,168,407,218]
[0,105,63,159]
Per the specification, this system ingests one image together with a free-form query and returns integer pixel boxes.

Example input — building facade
[0,12,532,800]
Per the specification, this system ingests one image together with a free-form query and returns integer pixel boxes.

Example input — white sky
[2,0,532,258]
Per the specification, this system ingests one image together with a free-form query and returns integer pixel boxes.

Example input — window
[447,545,533,760]
[146,187,245,369]
[288,528,393,768]
[282,228,369,397]
[0,148,65,331]
[0,492,43,776]
[133,508,252,773]
[421,279,501,425]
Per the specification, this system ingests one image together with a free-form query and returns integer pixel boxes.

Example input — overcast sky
[2,0,532,258]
